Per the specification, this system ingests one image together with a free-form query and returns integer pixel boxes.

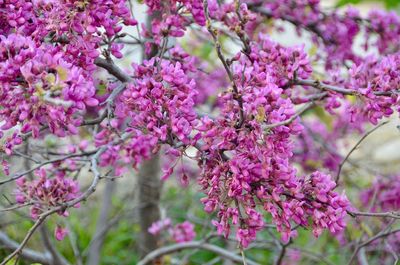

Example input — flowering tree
[1,0,400,264]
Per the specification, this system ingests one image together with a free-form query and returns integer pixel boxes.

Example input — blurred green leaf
[336,0,400,9]
[385,0,400,8]
[336,0,363,7]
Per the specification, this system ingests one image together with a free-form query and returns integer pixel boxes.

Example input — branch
[0,134,132,265]
[335,121,389,184]
[265,102,315,129]
[0,232,52,265]
[251,6,329,44]
[43,92,74,108]
[65,221,83,265]
[39,225,70,265]
[275,241,290,265]
[348,211,400,220]
[0,202,32,212]
[137,241,261,265]
[94,57,132,83]
[0,213,48,265]
[0,150,97,185]
[203,0,245,128]
[296,79,397,96]
[347,228,400,265]
[289,247,335,265]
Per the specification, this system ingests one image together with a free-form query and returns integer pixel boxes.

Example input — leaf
[96,83,108,96]
[346,94,357,104]
[256,106,266,122]
[360,222,374,237]
[56,66,68,81]
[5,257,18,265]
[336,0,363,8]
[200,42,213,60]
[308,44,318,57]
[45,73,56,85]
[384,0,400,9]
[336,0,400,9]
[312,105,333,130]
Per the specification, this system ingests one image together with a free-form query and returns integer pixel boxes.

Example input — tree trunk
[137,154,162,258]
[87,180,116,265]
[136,10,163,260]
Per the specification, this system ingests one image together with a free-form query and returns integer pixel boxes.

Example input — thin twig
[0,232,52,265]
[335,121,389,184]
[0,134,131,264]
[347,228,400,265]
[0,213,48,265]
[265,102,315,129]
[203,0,245,128]
[297,79,397,97]
[0,150,97,185]
[275,241,291,265]
[0,203,32,212]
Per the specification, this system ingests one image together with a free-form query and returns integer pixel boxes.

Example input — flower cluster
[293,107,364,174]
[148,218,172,235]
[142,0,206,48]
[348,53,400,125]
[366,10,400,54]
[15,169,80,219]
[197,35,350,247]
[107,58,199,166]
[4,0,400,253]
[250,0,361,68]
[148,218,196,243]
[55,225,68,241]
[170,221,196,243]
[0,0,139,148]
[2,0,136,37]
[0,34,98,143]
[361,175,400,212]
[300,171,349,237]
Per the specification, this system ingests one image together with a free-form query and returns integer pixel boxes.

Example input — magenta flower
[55,225,68,241]
[170,221,196,243]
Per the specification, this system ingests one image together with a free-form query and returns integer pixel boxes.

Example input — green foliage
[336,0,400,9]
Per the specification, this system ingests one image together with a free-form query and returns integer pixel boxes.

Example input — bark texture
[137,154,162,258]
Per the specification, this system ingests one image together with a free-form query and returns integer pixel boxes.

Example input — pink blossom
[170,221,196,243]
[55,225,68,241]
[148,218,172,235]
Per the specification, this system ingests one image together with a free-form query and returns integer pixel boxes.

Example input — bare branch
[335,121,389,184]
[0,150,97,185]
[348,211,400,220]
[0,133,131,264]
[0,203,32,212]
[250,5,328,44]
[0,213,48,265]
[296,79,397,97]
[347,228,400,265]
[39,225,70,265]
[65,221,83,265]
[137,241,261,265]
[265,102,315,129]
[0,231,52,265]
[94,57,132,83]
[43,93,74,108]
[203,0,245,128]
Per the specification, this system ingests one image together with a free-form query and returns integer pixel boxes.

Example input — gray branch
[137,241,261,265]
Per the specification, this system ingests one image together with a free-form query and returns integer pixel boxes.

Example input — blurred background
[1,0,400,264]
